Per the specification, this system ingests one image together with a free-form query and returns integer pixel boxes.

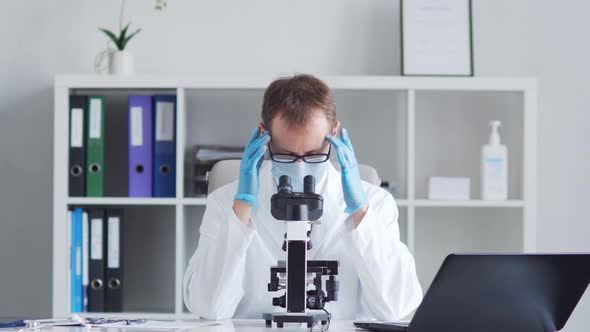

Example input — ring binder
[88,209,105,312]
[128,95,153,197]
[152,95,177,197]
[86,96,105,197]
[105,208,123,312]
[69,96,88,197]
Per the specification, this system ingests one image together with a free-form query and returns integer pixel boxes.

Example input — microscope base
[262,311,330,328]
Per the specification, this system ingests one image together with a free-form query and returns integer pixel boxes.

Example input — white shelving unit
[53,75,537,318]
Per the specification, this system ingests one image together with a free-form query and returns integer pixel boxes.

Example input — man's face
[261,109,340,160]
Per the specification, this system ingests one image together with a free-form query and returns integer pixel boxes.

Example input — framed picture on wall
[401,0,474,76]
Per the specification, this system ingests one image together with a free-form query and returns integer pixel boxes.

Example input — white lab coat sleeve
[344,188,423,321]
[183,186,256,320]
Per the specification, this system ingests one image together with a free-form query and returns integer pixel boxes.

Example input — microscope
[263,175,340,328]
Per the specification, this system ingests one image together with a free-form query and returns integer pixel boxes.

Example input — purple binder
[128,95,153,197]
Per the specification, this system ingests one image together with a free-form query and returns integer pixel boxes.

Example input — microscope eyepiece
[304,175,315,194]
[278,175,292,194]
[271,174,322,221]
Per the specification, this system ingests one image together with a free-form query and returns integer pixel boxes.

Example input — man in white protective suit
[183,74,422,321]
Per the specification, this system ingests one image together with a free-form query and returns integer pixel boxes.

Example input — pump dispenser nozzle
[489,120,502,145]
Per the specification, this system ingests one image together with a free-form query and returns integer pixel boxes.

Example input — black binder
[105,208,123,312]
[88,209,105,312]
[69,95,87,196]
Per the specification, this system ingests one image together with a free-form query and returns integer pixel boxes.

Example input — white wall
[474,2,590,331]
[1,0,589,330]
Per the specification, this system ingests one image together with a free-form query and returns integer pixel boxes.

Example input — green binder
[86,96,105,197]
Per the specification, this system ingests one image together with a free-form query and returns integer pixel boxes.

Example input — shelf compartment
[333,90,408,199]
[413,207,523,291]
[65,205,177,314]
[69,89,177,198]
[121,206,176,313]
[414,90,524,201]
[183,89,262,197]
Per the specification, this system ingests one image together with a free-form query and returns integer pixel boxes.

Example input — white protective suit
[183,161,422,320]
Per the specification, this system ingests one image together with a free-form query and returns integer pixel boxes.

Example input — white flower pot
[109,51,135,75]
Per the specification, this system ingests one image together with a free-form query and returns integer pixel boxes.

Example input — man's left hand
[327,128,369,221]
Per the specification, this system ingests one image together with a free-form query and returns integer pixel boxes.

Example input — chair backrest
[207,159,381,194]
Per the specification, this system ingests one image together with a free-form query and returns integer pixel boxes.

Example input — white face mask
[271,161,328,193]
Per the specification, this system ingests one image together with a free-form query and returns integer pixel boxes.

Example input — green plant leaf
[117,23,131,50]
[99,28,120,47]
[121,28,142,50]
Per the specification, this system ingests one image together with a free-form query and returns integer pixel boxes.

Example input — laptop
[354,254,590,332]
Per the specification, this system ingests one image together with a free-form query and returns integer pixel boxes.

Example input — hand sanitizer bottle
[481,121,508,200]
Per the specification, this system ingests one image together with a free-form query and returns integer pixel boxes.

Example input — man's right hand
[233,127,270,222]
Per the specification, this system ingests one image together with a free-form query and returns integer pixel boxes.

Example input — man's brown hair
[262,74,337,130]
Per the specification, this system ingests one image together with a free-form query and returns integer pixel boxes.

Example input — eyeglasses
[268,144,331,164]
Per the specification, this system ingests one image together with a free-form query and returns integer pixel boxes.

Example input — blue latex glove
[326,128,368,214]
[234,127,270,209]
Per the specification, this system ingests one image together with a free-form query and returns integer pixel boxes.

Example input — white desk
[1,320,361,332]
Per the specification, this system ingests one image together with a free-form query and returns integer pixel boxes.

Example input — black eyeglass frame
[267,144,331,164]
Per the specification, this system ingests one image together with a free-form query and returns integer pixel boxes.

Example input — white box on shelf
[428,177,471,200]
